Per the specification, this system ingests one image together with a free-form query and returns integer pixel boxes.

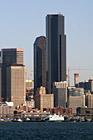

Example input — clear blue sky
[0,0,93,85]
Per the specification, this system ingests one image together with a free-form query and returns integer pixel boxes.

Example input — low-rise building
[0,102,13,117]
[77,107,93,116]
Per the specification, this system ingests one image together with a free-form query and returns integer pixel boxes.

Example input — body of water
[0,122,93,140]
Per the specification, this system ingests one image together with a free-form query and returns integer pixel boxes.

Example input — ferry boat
[44,114,64,122]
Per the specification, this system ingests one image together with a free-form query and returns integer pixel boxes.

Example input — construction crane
[69,68,93,71]
[25,70,34,95]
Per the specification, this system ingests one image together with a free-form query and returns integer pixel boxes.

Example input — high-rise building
[6,64,25,108]
[1,48,23,101]
[68,87,85,114]
[34,36,46,94]
[53,81,67,108]
[46,14,66,94]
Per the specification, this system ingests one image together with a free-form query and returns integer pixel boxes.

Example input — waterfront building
[6,64,25,108]
[0,102,13,117]
[1,48,23,101]
[21,100,35,112]
[34,86,54,111]
[46,14,66,94]
[46,107,72,115]
[77,107,93,116]
[53,81,67,108]
[34,36,46,94]
[25,99,35,109]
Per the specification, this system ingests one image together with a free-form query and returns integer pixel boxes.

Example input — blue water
[0,122,93,140]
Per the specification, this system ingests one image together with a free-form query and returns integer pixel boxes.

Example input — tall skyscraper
[46,14,66,93]
[34,36,46,94]
[1,48,23,101]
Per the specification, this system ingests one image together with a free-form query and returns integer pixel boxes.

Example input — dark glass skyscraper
[34,36,46,94]
[46,14,66,94]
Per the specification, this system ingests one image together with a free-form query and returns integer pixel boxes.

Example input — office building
[68,87,85,114]
[6,64,25,108]
[0,103,13,117]
[34,86,54,111]
[53,81,67,108]
[68,87,84,97]
[1,48,23,101]
[46,14,66,93]
[69,96,85,114]
[34,36,46,94]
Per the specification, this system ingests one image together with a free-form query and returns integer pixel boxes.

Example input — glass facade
[34,36,46,94]
[46,14,66,94]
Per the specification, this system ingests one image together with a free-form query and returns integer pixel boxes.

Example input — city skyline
[0,0,93,84]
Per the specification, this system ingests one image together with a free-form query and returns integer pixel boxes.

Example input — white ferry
[44,114,64,122]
